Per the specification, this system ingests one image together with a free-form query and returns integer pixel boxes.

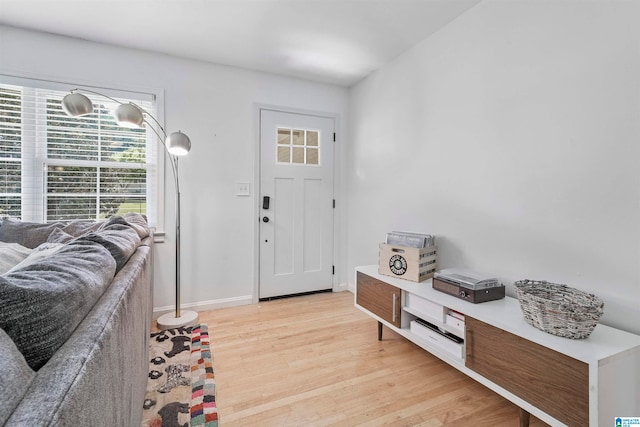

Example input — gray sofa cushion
[0,239,117,370]
[100,213,150,239]
[46,227,75,244]
[80,224,141,273]
[121,212,150,239]
[6,243,64,274]
[60,219,103,237]
[0,219,64,249]
[0,219,102,248]
[0,242,32,274]
[0,328,35,425]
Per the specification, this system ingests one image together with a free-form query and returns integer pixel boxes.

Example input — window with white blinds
[0,79,159,225]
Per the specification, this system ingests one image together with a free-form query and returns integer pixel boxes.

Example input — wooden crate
[378,243,437,282]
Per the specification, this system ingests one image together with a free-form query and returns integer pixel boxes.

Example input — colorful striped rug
[141,324,218,427]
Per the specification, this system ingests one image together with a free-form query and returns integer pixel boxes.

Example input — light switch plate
[236,182,250,196]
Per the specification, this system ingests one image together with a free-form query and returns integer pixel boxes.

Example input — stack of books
[385,231,435,249]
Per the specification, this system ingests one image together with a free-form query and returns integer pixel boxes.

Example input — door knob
[262,216,270,223]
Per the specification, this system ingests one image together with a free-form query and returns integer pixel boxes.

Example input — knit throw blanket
[141,324,218,427]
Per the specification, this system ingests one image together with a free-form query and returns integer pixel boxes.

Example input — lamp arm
[66,87,180,194]
[118,100,183,320]
[70,89,172,160]
[143,119,180,192]
[70,88,123,105]
[112,99,179,192]
[136,103,169,139]
[115,101,183,321]
[140,113,184,322]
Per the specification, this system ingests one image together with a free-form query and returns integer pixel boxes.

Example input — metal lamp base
[157,309,199,329]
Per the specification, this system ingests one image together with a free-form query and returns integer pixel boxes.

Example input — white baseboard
[152,295,253,320]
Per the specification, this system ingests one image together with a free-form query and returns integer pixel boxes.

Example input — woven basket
[514,280,604,339]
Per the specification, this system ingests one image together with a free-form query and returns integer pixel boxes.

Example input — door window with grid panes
[276,128,319,165]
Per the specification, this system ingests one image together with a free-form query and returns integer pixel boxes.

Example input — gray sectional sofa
[0,213,154,426]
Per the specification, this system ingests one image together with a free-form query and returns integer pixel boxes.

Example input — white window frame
[0,74,167,234]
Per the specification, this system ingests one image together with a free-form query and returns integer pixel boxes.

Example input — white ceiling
[0,0,480,86]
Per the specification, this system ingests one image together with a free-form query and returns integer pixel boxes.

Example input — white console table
[355,265,640,426]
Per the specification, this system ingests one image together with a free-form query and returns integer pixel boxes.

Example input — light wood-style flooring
[187,291,549,426]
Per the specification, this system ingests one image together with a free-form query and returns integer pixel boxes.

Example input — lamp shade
[61,93,94,116]
[166,131,192,156]
[114,103,144,128]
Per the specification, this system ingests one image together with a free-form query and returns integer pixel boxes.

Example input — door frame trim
[253,103,341,303]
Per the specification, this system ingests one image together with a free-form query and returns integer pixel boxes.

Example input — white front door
[259,109,335,299]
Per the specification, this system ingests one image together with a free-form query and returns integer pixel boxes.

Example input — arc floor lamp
[62,89,199,328]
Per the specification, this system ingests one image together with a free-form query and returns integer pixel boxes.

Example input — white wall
[347,0,640,334]
[0,25,349,312]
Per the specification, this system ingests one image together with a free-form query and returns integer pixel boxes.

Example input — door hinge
[332,265,335,275]
[333,199,336,208]
[333,132,336,142]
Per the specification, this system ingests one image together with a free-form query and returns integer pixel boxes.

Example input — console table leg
[519,408,530,427]
[378,321,383,341]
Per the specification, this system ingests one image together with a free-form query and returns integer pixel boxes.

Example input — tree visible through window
[0,81,158,224]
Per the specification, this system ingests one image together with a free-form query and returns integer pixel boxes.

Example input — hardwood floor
[191,291,549,426]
